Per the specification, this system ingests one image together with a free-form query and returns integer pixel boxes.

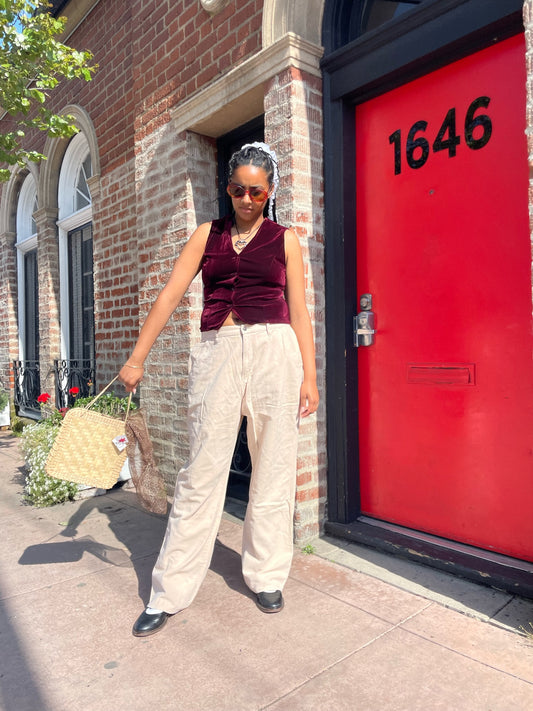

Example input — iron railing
[13,360,41,417]
[53,359,96,409]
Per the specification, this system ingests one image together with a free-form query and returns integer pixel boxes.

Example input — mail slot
[407,364,476,386]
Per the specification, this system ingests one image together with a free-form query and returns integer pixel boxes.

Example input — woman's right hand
[119,363,144,393]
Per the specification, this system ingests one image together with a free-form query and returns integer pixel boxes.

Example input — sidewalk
[1,430,533,711]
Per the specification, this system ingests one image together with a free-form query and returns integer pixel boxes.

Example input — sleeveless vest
[200,216,290,332]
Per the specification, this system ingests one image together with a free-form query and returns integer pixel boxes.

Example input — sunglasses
[227,183,269,203]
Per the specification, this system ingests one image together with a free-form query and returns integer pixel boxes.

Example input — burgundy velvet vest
[200,216,290,332]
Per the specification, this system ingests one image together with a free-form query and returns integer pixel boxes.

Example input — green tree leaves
[0,0,96,181]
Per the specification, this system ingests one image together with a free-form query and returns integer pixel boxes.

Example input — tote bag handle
[83,375,133,424]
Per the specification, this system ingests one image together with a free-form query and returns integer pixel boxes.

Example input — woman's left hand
[119,363,144,393]
[299,379,319,418]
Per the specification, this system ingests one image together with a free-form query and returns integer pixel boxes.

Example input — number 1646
[388,96,492,175]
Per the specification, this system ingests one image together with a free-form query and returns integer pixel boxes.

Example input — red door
[355,34,533,561]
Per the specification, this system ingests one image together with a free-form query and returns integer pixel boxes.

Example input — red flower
[69,387,80,396]
[37,393,51,404]
[58,407,69,418]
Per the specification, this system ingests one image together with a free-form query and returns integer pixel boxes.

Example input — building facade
[1,0,532,591]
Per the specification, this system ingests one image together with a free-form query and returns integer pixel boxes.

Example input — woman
[119,143,319,637]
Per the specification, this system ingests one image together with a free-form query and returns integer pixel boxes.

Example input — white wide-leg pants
[149,323,303,614]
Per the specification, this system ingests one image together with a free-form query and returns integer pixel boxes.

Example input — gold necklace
[234,220,262,250]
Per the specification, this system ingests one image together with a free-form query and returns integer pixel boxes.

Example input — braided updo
[228,142,279,220]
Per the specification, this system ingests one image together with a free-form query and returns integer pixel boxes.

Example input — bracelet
[124,363,144,369]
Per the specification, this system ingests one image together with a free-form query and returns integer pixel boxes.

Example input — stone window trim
[16,173,38,245]
[15,173,39,364]
[39,105,100,215]
[262,0,325,49]
[58,132,92,221]
[172,32,323,138]
[57,132,93,363]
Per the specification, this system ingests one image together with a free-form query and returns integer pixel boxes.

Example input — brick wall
[129,0,262,483]
[67,2,137,389]
[131,1,264,144]
[265,67,326,540]
[92,159,139,386]
[0,227,17,393]
[133,120,217,473]
[70,1,135,178]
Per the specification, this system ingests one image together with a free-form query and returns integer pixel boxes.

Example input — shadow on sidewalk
[0,577,53,711]
[16,489,255,608]
[210,537,255,603]
[0,436,15,449]
[17,491,169,604]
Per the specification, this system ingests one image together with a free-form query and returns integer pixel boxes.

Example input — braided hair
[228,142,279,220]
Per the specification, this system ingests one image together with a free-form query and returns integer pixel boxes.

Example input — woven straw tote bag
[45,375,132,490]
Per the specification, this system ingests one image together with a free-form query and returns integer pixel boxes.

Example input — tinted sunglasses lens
[228,183,246,198]
[227,184,268,202]
[249,188,267,201]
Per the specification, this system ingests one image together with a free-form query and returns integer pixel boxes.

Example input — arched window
[57,132,95,403]
[58,131,93,220]
[359,0,426,35]
[75,153,92,211]
[17,175,38,242]
[15,173,41,415]
[324,0,429,53]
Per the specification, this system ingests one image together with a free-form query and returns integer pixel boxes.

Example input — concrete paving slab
[492,595,533,635]
[218,511,246,552]
[1,562,147,711]
[0,491,167,600]
[0,515,107,599]
[267,626,533,711]
[290,550,431,625]
[3,432,533,711]
[0,433,24,461]
[217,517,431,628]
[2,543,390,711]
[0,463,28,517]
[400,601,533,682]
[313,534,513,620]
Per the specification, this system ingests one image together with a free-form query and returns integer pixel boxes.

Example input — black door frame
[322,0,533,595]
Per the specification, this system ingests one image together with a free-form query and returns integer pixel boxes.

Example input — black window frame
[24,248,39,363]
[68,222,95,364]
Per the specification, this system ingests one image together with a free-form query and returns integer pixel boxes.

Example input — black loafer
[256,590,284,613]
[132,609,169,637]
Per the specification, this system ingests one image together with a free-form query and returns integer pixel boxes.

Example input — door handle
[354,293,375,347]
